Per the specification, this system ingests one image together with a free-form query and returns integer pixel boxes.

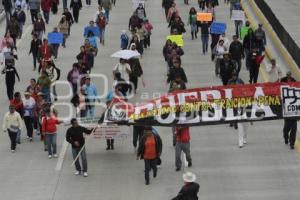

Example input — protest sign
[84,26,100,37]
[48,32,63,44]
[210,22,227,34]
[94,125,130,139]
[166,35,184,47]
[231,10,245,21]
[197,12,213,22]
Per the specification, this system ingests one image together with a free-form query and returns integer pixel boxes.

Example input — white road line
[55,140,69,171]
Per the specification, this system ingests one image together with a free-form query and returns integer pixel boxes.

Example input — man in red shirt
[175,126,192,171]
[137,126,162,185]
[41,108,62,158]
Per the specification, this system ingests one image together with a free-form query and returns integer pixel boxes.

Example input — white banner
[132,0,145,10]
[94,125,130,139]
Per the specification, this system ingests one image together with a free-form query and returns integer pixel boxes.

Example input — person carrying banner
[66,118,92,177]
[137,126,162,185]
[175,126,192,171]
[280,72,297,150]
[171,172,200,200]
[2,105,23,153]
[228,73,248,148]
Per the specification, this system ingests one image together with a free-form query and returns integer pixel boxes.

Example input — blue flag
[48,32,64,44]
[210,22,227,34]
[84,26,100,37]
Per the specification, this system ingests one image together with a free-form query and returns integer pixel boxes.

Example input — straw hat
[182,172,196,183]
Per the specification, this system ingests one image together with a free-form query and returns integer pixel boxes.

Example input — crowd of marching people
[0,0,298,199]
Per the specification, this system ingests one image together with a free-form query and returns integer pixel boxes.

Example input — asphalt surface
[0,1,300,200]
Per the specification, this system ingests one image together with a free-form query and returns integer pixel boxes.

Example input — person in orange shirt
[137,126,162,185]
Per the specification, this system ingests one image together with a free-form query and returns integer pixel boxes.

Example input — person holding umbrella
[113,58,132,81]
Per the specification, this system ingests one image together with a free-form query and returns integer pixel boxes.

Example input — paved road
[0,1,300,200]
[264,0,300,47]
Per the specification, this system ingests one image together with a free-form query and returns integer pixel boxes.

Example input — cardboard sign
[240,26,250,39]
[166,35,184,47]
[94,125,130,139]
[84,26,100,37]
[210,22,227,34]
[48,32,63,44]
[231,10,245,21]
[197,12,213,22]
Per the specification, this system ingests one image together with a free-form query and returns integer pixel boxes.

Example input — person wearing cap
[266,59,282,82]
[137,126,162,185]
[23,91,36,141]
[66,118,92,177]
[281,72,297,149]
[172,172,200,200]
[2,105,23,153]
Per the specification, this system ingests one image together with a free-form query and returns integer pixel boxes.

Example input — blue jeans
[63,0,68,9]
[201,34,209,54]
[105,9,109,21]
[46,133,57,156]
[72,147,88,172]
[43,11,50,24]
[86,105,95,118]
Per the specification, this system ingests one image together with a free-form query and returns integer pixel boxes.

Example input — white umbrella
[111,50,140,60]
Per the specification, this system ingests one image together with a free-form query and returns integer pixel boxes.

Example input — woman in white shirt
[23,91,36,141]
[214,39,228,76]
[266,59,282,82]
[113,58,132,81]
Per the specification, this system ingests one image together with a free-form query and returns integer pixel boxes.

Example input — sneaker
[83,172,88,177]
[145,180,150,185]
[175,168,181,171]
[243,139,247,144]
[48,155,52,159]
[29,137,33,142]
[53,154,58,158]
[11,150,15,153]
[74,171,81,176]
[153,172,157,178]
[188,162,192,167]
[290,146,295,150]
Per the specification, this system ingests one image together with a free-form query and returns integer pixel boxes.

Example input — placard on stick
[210,22,227,34]
[197,12,213,22]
